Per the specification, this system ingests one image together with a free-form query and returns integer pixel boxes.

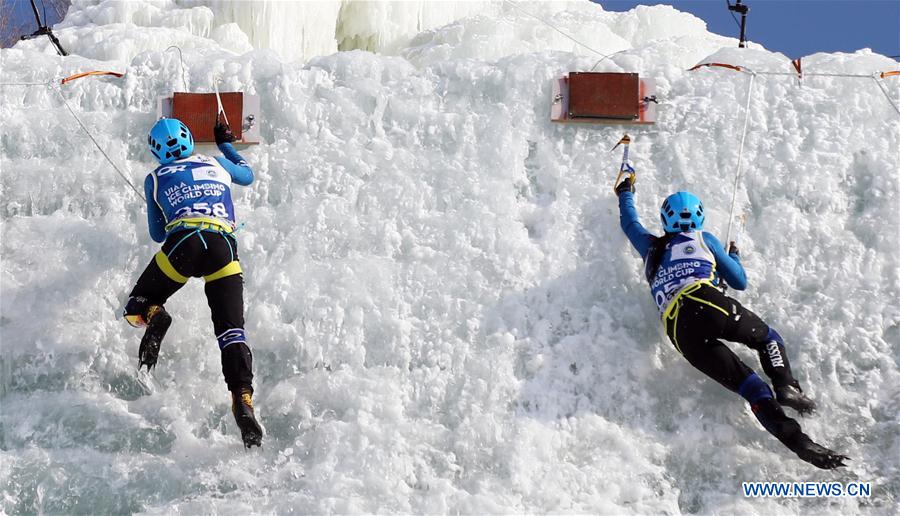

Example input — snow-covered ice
[1,0,898,514]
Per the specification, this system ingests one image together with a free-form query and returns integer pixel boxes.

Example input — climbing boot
[790,434,849,470]
[232,388,263,448]
[138,305,171,371]
[776,384,817,415]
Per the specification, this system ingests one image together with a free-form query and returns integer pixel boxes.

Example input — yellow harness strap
[203,260,242,282]
[165,216,234,234]
[155,251,188,283]
[665,301,684,354]
[683,292,730,316]
[663,280,727,354]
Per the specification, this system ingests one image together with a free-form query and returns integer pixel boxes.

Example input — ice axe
[213,77,229,126]
[612,133,635,193]
[212,76,238,144]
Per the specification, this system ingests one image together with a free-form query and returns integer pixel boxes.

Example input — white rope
[0,81,52,86]
[165,45,188,92]
[725,72,756,245]
[754,71,883,79]
[694,66,900,117]
[872,74,900,116]
[590,49,626,72]
[502,0,615,61]
[3,79,144,200]
[51,84,145,201]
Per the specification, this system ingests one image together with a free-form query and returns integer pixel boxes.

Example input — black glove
[615,176,635,196]
[793,436,849,470]
[214,115,235,145]
[728,241,740,257]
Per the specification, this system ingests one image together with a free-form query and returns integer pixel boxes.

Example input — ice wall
[19,0,714,65]
[40,0,497,62]
[2,0,899,514]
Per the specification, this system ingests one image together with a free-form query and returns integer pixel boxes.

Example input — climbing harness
[164,218,245,261]
[156,222,243,284]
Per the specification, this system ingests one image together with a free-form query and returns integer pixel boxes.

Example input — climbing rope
[691,62,900,118]
[2,76,144,201]
[0,81,52,86]
[51,84,145,201]
[691,62,900,243]
[872,74,900,116]
[755,71,888,79]
[724,72,756,246]
[501,0,617,63]
[165,45,189,92]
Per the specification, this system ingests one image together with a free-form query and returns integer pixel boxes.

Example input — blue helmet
[148,118,194,164]
[660,191,705,232]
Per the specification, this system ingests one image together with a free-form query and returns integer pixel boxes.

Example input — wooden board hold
[550,73,657,125]
[569,72,639,119]
[173,92,243,141]
[156,92,261,144]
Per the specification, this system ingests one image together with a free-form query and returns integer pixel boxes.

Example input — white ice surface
[2,0,899,514]
[41,0,497,63]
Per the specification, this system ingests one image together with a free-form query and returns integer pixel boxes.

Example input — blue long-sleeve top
[144,143,253,242]
[618,191,747,290]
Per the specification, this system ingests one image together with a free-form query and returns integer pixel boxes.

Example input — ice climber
[123,116,263,448]
[614,176,848,469]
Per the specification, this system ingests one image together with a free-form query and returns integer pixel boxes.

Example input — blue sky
[3,0,899,58]
[1,0,68,47]
[598,0,900,58]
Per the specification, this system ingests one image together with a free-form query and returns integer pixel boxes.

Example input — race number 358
[174,202,229,219]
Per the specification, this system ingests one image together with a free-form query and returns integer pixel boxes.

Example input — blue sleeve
[618,191,656,259]
[703,232,747,290]
[214,143,253,186]
[144,175,166,243]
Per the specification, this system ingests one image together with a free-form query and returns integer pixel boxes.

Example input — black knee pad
[123,296,151,327]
